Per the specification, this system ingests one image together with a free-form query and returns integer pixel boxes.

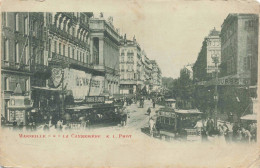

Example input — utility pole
[213,56,219,129]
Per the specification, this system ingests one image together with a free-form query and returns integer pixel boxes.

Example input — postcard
[0,0,259,167]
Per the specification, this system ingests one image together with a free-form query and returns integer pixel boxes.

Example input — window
[68,47,70,58]
[72,48,75,59]
[63,44,65,56]
[25,79,29,91]
[86,53,88,64]
[80,52,82,62]
[72,27,75,37]
[15,13,19,31]
[24,17,28,35]
[4,77,9,90]
[59,43,61,55]
[3,39,9,61]
[54,41,57,53]
[83,53,85,63]
[25,45,28,64]
[15,43,19,63]
[2,12,8,27]
[243,57,249,70]
[48,39,51,58]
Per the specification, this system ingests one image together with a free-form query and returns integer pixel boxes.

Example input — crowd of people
[198,118,257,143]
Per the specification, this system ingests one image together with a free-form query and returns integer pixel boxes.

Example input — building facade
[150,60,162,91]
[89,15,120,96]
[119,36,143,94]
[1,12,45,123]
[193,28,221,82]
[220,14,258,86]
[141,50,152,93]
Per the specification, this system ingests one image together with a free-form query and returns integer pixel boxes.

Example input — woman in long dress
[218,124,226,144]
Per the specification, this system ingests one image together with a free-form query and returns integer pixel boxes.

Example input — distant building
[119,35,143,94]
[141,50,153,93]
[182,64,194,80]
[150,60,162,91]
[220,14,258,86]
[193,28,221,82]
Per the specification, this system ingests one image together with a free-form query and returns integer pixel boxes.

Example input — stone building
[1,12,45,123]
[193,28,221,82]
[119,35,143,94]
[150,60,162,91]
[45,12,106,105]
[141,50,152,93]
[89,15,121,96]
[220,14,258,86]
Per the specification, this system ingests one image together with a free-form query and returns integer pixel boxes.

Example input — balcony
[51,52,94,70]
[49,25,89,49]
[1,60,30,72]
[62,12,77,22]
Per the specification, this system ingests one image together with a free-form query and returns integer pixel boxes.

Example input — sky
[2,0,259,79]
[96,0,259,79]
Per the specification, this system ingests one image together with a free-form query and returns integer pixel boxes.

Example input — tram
[155,107,202,141]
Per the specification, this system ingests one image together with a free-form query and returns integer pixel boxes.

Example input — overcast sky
[98,1,259,79]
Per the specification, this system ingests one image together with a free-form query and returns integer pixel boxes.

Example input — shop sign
[197,78,250,86]
[85,96,105,103]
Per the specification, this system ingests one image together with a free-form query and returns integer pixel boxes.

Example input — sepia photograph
[0,0,259,167]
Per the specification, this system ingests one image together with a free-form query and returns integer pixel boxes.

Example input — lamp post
[212,56,219,129]
[60,69,65,119]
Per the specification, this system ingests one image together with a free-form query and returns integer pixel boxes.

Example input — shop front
[7,84,33,126]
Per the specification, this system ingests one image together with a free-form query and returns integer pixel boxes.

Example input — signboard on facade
[197,77,250,86]
[85,96,105,103]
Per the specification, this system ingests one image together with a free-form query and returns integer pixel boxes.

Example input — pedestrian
[232,122,239,142]
[152,98,156,108]
[147,107,151,116]
[56,119,63,130]
[149,118,155,137]
[223,122,229,142]
[43,122,49,131]
[206,118,214,136]
[242,128,251,143]
[1,114,6,126]
[201,127,208,142]
[217,124,226,144]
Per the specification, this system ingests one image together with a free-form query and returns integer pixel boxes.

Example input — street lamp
[212,56,219,129]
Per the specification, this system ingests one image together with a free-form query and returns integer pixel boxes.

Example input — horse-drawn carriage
[64,103,123,129]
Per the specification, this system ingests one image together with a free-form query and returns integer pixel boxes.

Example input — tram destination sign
[85,96,105,103]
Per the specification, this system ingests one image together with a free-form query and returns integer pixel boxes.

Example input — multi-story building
[193,28,221,82]
[119,35,143,94]
[220,14,258,86]
[89,15,120,95]
[1,12,45,123]
[150,60,162,91]
[45,12,107,118]
[141,50,152,93]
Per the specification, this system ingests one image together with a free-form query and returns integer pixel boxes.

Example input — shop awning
[8,105,33,110]
[175,109,202,114]
[66,105,92,110]
[32,86,61,92]
[113,94,135,99]
[240,114,257,121]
